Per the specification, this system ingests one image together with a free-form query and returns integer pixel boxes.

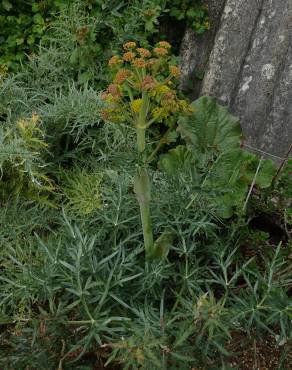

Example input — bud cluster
[101,41,192,126]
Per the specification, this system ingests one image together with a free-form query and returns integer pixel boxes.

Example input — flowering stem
[134,167,154,259]
[136,127,146,153]
[136,93,149,153]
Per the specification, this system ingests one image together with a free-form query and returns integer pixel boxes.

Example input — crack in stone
[230,0,265,108]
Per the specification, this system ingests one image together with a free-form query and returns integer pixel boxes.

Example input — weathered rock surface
[180,0,225,97]
[180,0,292,158]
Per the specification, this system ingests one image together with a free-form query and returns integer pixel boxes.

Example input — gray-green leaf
[177,96,242,155]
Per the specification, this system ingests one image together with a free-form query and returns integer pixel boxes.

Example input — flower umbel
[137,48,151,58]
[154,47,168,57]
[114,69,132,84]
[132,58,147,68]
[151,107,169,122]
[131,99,143,113]
[169,65,181,77]
[102,41,191,127]
[108,55,122,67]
[123,41,136,50]
[141,75,156,92]
[158,41,171,49]
[123,52,135,62]
[106,83,122,100]
[152,84,170,97]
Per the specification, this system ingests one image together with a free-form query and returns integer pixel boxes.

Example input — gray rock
[262,42,292,156]
[202,0,263,106]
[179,0,225,97]
[180,0,292,158]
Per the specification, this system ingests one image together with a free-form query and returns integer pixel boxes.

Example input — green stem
[134,168,154,259]
[140,197,154,258]
[134,92,155,258]
[136,127,146,153]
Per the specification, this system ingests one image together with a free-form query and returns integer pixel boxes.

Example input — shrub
[0,0,64,71]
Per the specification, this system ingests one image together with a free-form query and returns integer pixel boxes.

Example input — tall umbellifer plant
[101,41,192,259]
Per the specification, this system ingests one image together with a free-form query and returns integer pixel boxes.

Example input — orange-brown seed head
[123,41,136,50]
[158,41,171,49]
[169,65,181,77]
[114,69,132,84]
[107,83,122,99]
[137,48,151,58]
[132,58,147,68]
[108,55,122,66]
[123,51,135,62]
[154,47,168,56]
[101,92,109,101]
[141,75,156,91]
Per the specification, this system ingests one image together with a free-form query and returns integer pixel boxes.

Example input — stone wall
[180,0,292,158]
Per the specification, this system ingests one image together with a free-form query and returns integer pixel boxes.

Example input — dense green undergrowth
[0,2,291,369]
[0,0,209,72]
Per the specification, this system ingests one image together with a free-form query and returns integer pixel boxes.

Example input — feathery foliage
[0,3,291,370]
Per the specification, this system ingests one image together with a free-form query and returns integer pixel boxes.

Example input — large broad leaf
[159,145,196,176]
[202,150,276,218]
[159,146,276,219]
[202,149,252,218]
[244,158,276,189]
[177,96,242,156]
[159,96,276,218]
